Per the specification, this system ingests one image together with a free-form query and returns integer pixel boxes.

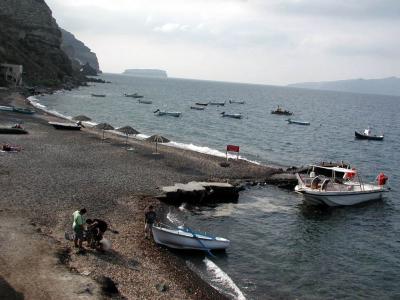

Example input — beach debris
[160,181,239,205]
[146,134,170,154]
[96,276,119,297]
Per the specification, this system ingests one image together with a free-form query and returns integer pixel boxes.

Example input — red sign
[227,145,240,152]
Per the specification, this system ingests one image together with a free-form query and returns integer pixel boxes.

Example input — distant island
[122,69,168,78]
[288,77,400,97]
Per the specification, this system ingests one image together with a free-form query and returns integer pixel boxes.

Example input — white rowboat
[152,224,230,251]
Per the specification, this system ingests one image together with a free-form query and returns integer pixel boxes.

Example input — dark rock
[97,276,119,296]
[155,283,169,292]
[80,63,97,76]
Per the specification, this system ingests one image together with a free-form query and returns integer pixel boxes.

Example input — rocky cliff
[0,0,79,87]
[61,29,100,73]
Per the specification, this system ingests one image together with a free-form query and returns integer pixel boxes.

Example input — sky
[46,0,400,85]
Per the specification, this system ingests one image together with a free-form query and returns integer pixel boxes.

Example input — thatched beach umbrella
[146,134,170,154]
[117,126,140,147]
[72,115,92,121]
[95,122,114,140]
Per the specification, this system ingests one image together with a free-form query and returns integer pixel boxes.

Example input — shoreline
[0,90,284,299]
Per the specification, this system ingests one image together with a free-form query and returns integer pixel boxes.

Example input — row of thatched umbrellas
[72,115,170,152]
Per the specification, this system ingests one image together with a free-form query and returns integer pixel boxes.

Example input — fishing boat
[0,127,28,134]
[91,93,106,97]
[209,101,226,106]
[152,224,230,251]
[124,93,144,98]
[153,109,181,117]
[355,130,384,141]
[295,165,389,207]
[12,107,35,114]
[48,122,81,130]
[190,106,205,110]
[221,112,243,119]
[138,99,153,104]
[271,106,292,116]
[287,119,310,126]
[229,100,245,104]
[195,102,209,106]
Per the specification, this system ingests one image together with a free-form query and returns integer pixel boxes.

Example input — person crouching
[86,218,108,250]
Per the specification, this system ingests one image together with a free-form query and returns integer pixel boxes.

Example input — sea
[34,73,400,299]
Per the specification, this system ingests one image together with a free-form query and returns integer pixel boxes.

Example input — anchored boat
[209,101,226,106]
[91,93,106,97]
[138,99,153,104]
[295,165,389,206]
[190,106,205,110]
[152,224,230,251]
[195,102,209,106]
[229,100,245,104]
[355,130,384,141]
[124,93,144,98]
[271,105,292,116]
[287,119,310,126]
[221,112,243,119]
[153,109,181,117]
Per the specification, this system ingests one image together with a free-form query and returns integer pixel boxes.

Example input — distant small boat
[287,119,310,126]
[271,106,292,115]
[229,100,245,104]
[209,101,226,106]
[152,224,230,251]
[190,106,205,110]
[355,131,384,141]
[0,127,28,134]
[91,94,106,97]
[48,122,81,130]
[154,109,181,117]
[124,93,144,98]
[138,99,152,104]
[12,107,35,114]
[221,112,243,119]
[195,102,209,106]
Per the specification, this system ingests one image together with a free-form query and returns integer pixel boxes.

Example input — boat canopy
[310,165,355,174]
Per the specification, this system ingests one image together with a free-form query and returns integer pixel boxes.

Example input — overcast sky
[46,0,400,85]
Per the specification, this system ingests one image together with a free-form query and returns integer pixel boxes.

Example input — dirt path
[0,211,101,299]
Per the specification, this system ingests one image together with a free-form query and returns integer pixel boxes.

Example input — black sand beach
[0,90,281,299]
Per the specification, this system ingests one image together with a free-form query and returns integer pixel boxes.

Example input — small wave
[179,202,187,211]
[166,211,183,226]
[203,257,246,300]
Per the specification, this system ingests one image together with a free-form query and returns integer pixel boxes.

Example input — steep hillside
[61,29,100,73]
[0,0,79,87]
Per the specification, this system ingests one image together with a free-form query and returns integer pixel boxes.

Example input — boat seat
[320,179,330,191]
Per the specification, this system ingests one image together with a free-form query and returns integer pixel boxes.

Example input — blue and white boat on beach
[152,224,230,251]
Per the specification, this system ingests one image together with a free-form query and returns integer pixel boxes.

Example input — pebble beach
[0,90,280,299]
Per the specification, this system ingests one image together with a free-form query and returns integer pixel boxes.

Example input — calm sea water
[37,74,400,299]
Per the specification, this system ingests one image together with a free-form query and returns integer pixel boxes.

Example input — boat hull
[48,122,81,130]
[156,111,181,117]
[288,119,310,125]
[355,131,383,140]
[0,127,28,134]
[138,100,152,104]
[221,113,242,119]
[295,186,387,206]
[271,111,292,116]
[195,102,209,106]
[152,226,230,250]
[190,106,205,110]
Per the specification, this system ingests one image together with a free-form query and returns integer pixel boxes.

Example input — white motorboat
[221,112,243,119]
[295,165,389,207]
[152,224,230,251]
[287,119,310,126]
[153,109,181,117]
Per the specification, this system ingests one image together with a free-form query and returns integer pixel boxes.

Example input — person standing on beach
[72,208,87,250]
[144,205,157,239]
